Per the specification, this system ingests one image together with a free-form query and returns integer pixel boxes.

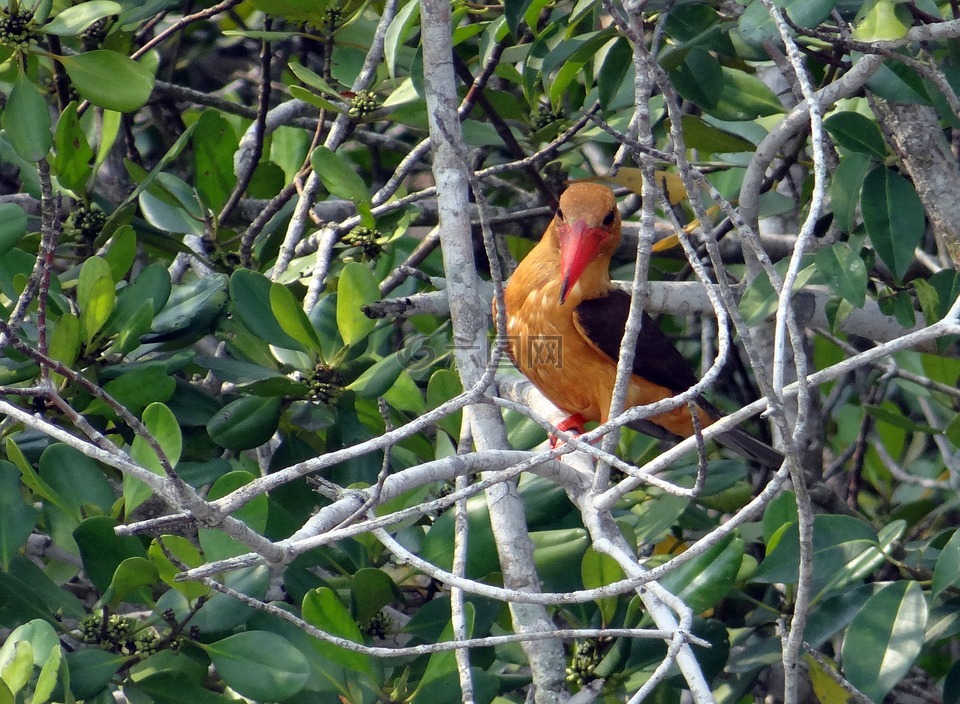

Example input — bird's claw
[549,414,587,448]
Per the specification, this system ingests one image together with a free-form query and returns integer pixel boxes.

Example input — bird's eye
[602,209,616,227]
[556,208,564,221]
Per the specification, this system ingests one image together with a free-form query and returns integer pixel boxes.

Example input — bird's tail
[714,427,784,469]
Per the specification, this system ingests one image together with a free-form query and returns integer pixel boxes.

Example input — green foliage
[0,0,958,702]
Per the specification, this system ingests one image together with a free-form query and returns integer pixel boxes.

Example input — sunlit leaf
[302,587,373,674]
[42,1,121,35]
[841,580,926,701]
[337,262,379,346]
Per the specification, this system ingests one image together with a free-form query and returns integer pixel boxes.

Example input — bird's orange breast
[502,236,704,436]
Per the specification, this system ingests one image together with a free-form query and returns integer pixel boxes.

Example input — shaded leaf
[203,631,310,702]
[824,111,886,156]
[815,242,867,308]
[4,73,52,162]
[57,51,155,112]
[861,165,925,281]
[206,396,282,451]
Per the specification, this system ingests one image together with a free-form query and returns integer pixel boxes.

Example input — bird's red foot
[549,413,587,448]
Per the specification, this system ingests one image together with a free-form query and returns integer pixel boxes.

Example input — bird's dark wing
[576,290,785,468]
[573,288,699,394]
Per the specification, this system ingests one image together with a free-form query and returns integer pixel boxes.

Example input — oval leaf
[4,74,53,162]
[823,111,886,157]
[302,587,373,674]
[42,1,121,36]
[0,203,27,256]
[337,262,379,346]
[58,50,155,112]
[206,395,282,451]
[861,165,925,282]
[204,631,310,702]
[269,283,323,355]
[310,145,370,204]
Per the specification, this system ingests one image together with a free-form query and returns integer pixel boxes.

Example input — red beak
[558,219,606,304]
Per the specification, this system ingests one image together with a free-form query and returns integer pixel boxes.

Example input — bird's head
[554,183,621,304]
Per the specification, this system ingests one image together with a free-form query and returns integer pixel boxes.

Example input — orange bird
[503,182,782,467]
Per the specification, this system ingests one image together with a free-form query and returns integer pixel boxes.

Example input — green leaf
[302,587,374,674]
[229,269,308,351]
[147,273,227,343]
[411,602,474,703]
[310,145,370,204]
[384,1,421,79]
[53,102,94,196]
[247,0,330,23]
[933,528,960,599]
[351,568,402,626]
[0,204,27,257]
[1,640,34,696]
[269,282,323,355]
[659,535,744,614]
[206,396,282,451]
[77,256,114,342]
[347,350,406,398]
[148,535,209,600]
[66,649,127,700]
[739,270,778,326]
[861,165,925,282]
[288,62,343,98]
[102,225,137,282]
[203,631,309,702]
[100,556,158,606]
[703,67,784,121]
[753,514,878,598]
[73,516,149,593]
[831,152,873,233]
[3,73,53,162]
[852,0,909,41]
[581,547,625,625]
[32,642,60,704]
[82,275,116,345]
[669,48,722,109]
[192,110,238,211]
[199,471,268,561]
[815,242,867,308]
[823,111,886,157]
[738,0,836,46]
[47,312,81,373]
[503,0,533,38]
[125,402,182,513]
[677,114,755,152]
[95,365,176,416]
[337,262,379,346]
[598,37,633,108]
[0,462,39,571]
[42,1,121,35]
[841,581,927,701]
[57,51,156,113]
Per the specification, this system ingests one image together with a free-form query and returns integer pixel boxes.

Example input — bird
[502,182,783,468]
